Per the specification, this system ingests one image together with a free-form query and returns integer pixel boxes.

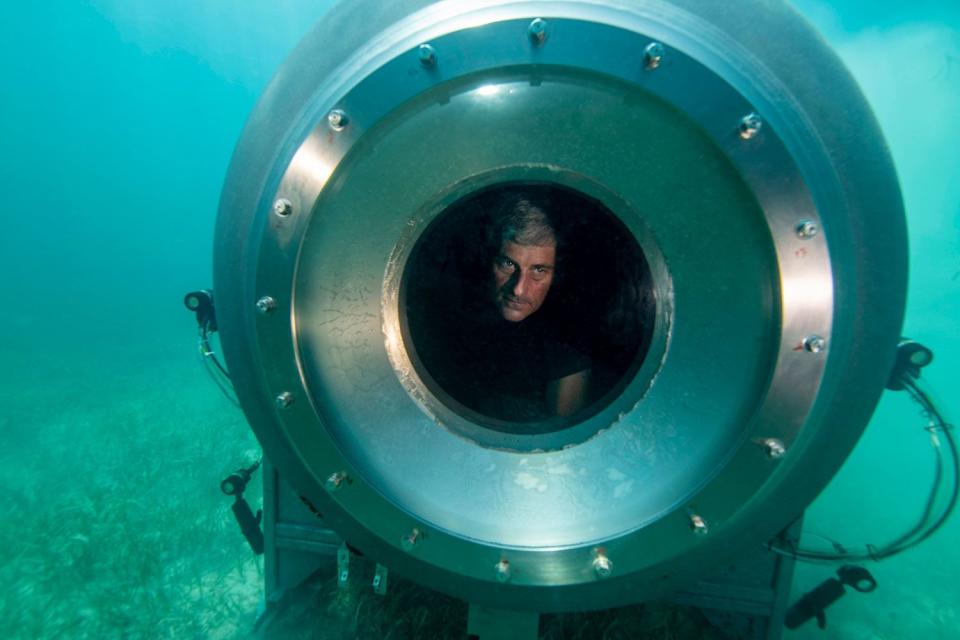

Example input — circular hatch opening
[403,183,655,435]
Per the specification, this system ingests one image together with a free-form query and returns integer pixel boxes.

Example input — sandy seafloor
[1,1,958,638]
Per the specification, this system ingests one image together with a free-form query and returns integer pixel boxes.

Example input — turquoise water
[0,1,957,637]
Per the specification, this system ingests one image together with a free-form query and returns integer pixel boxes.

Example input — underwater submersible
[208,0,915,636]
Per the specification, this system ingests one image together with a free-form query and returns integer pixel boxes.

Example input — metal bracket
[373,563,389,595]
[336,543,351,590]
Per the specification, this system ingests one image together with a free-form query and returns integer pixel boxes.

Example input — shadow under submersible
[185,0,956,637]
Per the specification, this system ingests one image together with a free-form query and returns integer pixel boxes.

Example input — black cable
[198,327,240,408]
[898,378,958,549]
[769,377,956,563]
[200,326,232,380]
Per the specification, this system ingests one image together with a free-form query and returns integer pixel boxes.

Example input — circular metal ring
[215,0,907,611]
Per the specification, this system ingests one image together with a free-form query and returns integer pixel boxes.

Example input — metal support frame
[259,462,794,639]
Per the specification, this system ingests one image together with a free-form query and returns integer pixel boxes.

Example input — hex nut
[275,391,294,409]
[328,109,348,131]
[760,438,786,459]
[273,198,292,217]
[593,553,613,578]
[738,113,763,140]
[495,559,512,583]
[528,18,548,45]
[803,335,827,354]
[796,220,819,239]
[689,514,709,535]
[325,471,350,492]
[644,42,665,70]
[401,528,421,551]
[417,43,436,67]
[256,296,276,314]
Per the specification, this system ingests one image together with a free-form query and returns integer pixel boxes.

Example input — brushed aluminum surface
[214,0,907,611]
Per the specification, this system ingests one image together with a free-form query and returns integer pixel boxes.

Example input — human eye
[531,266,551,279]
[496,257,515,272]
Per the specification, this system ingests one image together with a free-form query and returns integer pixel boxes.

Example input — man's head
[490,195,557,323]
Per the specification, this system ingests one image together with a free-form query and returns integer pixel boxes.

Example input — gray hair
[496,195,557,247]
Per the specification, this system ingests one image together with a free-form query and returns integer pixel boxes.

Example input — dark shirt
[420,302,590,423]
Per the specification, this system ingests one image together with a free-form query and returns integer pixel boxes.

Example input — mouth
[501,296,527,309]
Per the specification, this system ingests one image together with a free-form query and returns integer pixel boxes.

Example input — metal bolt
[796,220,819,239]
[328,109,348,131]
[417,43,436,67]
[592,552,613,578]
[494,559,512,583]
[759,438,786,459]
[803,335,827,354]
[255,296,276,314]
[325,471,349,492]
[401,528,421,551]
[273,198,292,217]
[528,18,548,45]
[689,514,709,536]
[275,391,294,409]
[738,112,763,140]
[643,42,665,70]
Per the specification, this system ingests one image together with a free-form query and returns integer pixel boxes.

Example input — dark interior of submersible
[403,183,655,432]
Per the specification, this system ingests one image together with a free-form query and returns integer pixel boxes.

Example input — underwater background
[1,0,957,637]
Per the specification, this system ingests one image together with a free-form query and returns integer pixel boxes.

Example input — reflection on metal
[757,437,787,460]
[643,41,665,70]
[689,514,710,536]
[803,335,827,354]
[796,219,819,239]
[738,112,763,140]
[324,471,350,492]
[327,109,348,131]
[592,550,613,579]
[272,198,292,218]
[528,18,548,45]
[494,559,512,583]
[273,391,293,409]
[255,296,276,315]
[214,0,907,614]
[417,43,436,67]
[400,528,421,552]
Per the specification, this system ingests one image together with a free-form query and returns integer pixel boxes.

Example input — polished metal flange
[214,0,907,611]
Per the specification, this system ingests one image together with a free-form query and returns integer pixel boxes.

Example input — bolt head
[528,18,548,45]
[592,553,613,578]
[401,528,421,551]
[761,438,786,459]
[273,198,292,217]
[255,296,276,314]
[417,43,436,67]
[328,109,348,131]
[803,335,827,354]
[738,113,763,140]
[494,559,511,583]
[275,391,294,409]
[325,471,349,492]
[689,514,709,536]
[796,220,819,239]
[644,42,665,70]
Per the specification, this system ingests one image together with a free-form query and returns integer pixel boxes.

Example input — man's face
[492,240,556,322]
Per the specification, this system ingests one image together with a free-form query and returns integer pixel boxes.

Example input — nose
[511,270,531,298]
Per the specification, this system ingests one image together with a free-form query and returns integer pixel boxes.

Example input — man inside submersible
[422,192,592,425]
